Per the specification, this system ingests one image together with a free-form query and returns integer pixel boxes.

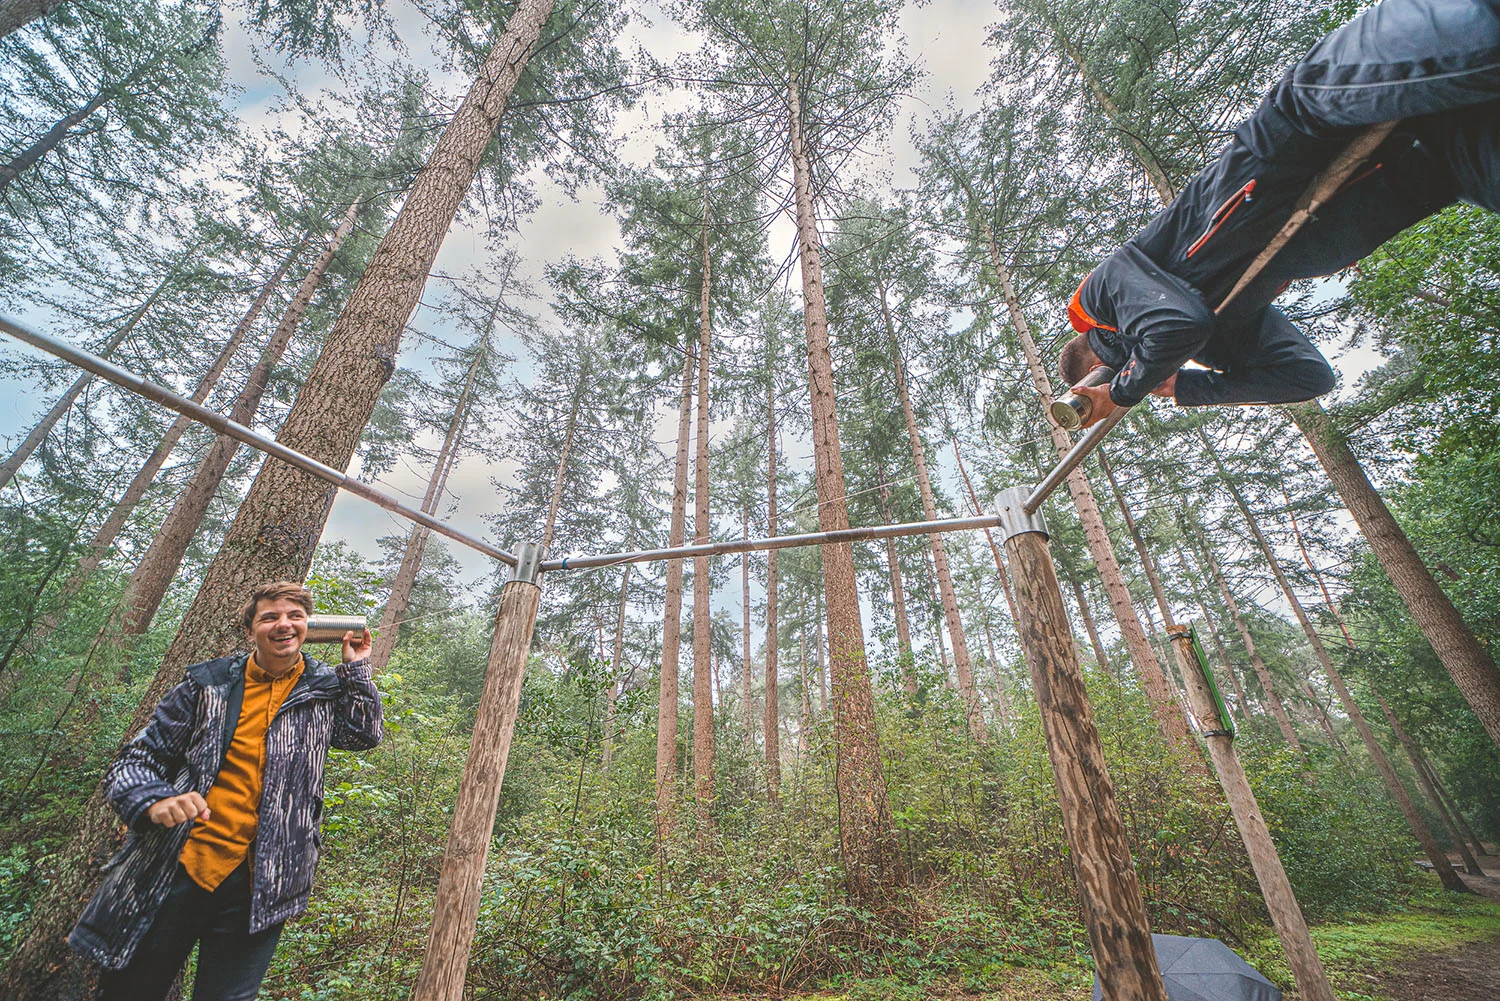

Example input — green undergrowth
[1243,878,1500,1001]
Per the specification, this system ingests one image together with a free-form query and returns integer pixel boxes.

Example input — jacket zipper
[1186,179,1256,258]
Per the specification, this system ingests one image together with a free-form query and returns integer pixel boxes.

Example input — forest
[2,0,1499,998]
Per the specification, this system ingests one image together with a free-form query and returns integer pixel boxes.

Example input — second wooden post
[1167,623,1336,1001]
[995,488,1167,1001]
[412,543,545,1001]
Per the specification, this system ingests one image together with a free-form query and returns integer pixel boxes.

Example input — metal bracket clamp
[995,486,1048,543]
[512,542,544,584]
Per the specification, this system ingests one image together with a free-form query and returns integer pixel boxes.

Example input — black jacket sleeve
[1081,244,1216,408]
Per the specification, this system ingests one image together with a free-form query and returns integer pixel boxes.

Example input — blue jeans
[98,860,284,1001]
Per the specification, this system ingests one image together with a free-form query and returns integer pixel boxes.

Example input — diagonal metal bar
[541,514,1005,572]
[0,316,519,567]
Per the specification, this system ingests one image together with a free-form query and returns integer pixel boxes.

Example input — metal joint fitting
[512,542,544,584]
[995,486,1048,542]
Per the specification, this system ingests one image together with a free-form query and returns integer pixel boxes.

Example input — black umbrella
[1091,934,1283,1001]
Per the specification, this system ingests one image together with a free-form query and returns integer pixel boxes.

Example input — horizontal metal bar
[1025,407,1125,514]
[541,514,1005,572]
[0,316,518,568]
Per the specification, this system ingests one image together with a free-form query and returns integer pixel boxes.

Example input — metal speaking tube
[305,614,369,644]
[1050,365,1117,431]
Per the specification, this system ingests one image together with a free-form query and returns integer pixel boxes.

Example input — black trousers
[98,860,284,1001]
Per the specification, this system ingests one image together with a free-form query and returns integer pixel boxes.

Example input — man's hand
[1070,383,1121,429]
[147,792,210,828]
[342,627,372,664]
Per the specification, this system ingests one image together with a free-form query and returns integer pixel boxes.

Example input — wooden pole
[995,488,1167,1001]
[1167,623,1336,1001]
[411,544,544,1001]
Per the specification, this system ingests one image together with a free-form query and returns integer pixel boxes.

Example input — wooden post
[995,488,1167,1001]
[412,544,544,1001]
[1167,624,1336,1001]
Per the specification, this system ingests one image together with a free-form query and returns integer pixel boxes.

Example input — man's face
[248,597,308,663]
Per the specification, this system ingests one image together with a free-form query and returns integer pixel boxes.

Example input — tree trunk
[655,344,695,840]
[117,200,360,637]
[0,4,557,990]
[882,288,983,742]
[788,75,901,898]
[876,470,915,693]
[976,211,1195,761]
[692,216,715,837]
[411,573,541,1001]
[21,238,311,653]
[1067,574,1112,676]
[540,360,587,555]
[0,90,107,193]
[741,505,755,753]
[371,335,485,671]
[982,618,1011,724]
[1199,430,1468,892]
[603,563,630,770]
[1418,747,1489,860]
[1185,515,1301,748]
[0,261,181,492]
[764,369,781,805]
[1170,628,1337,1001]
[1098,450,1177,631]
[1175,555,1250,720]
[815,592,829,713]
[1006,527,1168,1001]
[0,0,66,40]
[1379,695,1484,876]
[1286,401,1500,750]
[1050,27,1176,205]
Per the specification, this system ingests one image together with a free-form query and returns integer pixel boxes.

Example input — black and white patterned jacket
[68,651,382,970]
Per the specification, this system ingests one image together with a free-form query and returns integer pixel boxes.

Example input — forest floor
[775,855,1500,1001]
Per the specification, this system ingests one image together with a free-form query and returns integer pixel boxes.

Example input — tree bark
[764,370,781,805]
[977,213,1195,762]
[882,288,983,742]
[1418,747,1489,860]
[0,260,181,492]
[655,344,695,840]
[1098,450,1177,632]
[1169,628,1337,1001]
[1199,429,1468,892]
[741,505,755,753]
[1006,527,1168,1001]
[876,469,915,692]
[1286,400,1500,750]
[0,2,557,989]
[692,216,715,837]
[20,238,310,652]
[411,575,541,1001]
[0,90,107,193]
[1379,694,1484,876]
[1185,514,1300,748]
[788,75,901,898]
[117,200,360,637]
[0,0,67,40]
[371,335,485,671]
[1067,574,1113,676]
[603,562,630,770]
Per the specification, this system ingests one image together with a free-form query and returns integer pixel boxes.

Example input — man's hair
[239,581,315,632]
[1058,333,1099,388]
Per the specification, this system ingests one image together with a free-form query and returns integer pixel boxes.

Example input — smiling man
[68,580,382,1001]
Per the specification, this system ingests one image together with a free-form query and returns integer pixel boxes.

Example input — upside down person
[1060,0,1500,427]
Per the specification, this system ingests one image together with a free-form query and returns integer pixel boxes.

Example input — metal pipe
[541,513,1005,572]
[0,316,519,567]
[1024,407,1125,514]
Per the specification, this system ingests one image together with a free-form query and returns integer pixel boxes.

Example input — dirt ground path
[1366,933,1500,1001]
[1356,852,1500,1001]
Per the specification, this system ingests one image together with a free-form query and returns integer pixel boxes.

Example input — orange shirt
[179,653,304,891]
